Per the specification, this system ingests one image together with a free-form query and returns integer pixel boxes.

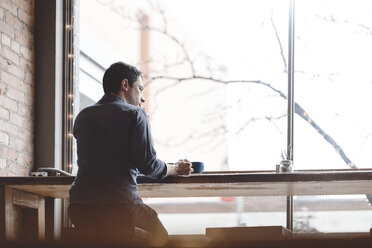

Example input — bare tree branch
[236,114,287,135]
[271,9,287,73]
[295,103,357,169]
[147,72,357,169]
[145,75,287,98]
[112,5,196,75]
[315,14,372,34]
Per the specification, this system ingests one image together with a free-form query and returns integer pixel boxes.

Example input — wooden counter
[1,170,372,198]
[1,170,372,241]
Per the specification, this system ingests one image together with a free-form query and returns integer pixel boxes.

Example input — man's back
[69,94,166,205]
[68,62,193,245]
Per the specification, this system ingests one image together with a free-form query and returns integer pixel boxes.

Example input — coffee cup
[191,161,204,174]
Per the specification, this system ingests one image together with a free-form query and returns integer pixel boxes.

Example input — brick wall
[0,0,34,176]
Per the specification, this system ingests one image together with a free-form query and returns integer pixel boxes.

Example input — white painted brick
[20,45,30,60]
[0,8,4,20]
[0,158,6,169]
[11,40,20,53]
[0,132,9,145]
[0,0,34,176]
[0,107,10,120]
[3,46,20,65]
[1,33,11,46]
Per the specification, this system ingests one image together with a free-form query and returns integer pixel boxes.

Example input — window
[295,0,372,170]
[293,0,372,233]
[73,0,372,234]
[77,0,288,172]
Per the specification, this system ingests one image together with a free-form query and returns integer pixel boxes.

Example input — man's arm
[130,109,166,179]
[131,109,193,179]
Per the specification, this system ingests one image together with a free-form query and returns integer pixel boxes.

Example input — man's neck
[110,91,126,102]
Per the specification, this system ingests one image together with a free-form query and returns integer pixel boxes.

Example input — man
[69,62,193,245]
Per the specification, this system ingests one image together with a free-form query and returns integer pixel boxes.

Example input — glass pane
[294,195,372,233]
[146,196,286,235]
[76,0,288,234]
[294,0,372,234]
[76,0,288,172]
[295,0,372,170]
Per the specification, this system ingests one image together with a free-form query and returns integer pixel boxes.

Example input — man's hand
[166,159,193,177]
[175,159,194,175]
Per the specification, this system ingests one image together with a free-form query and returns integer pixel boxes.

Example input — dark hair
[102,62,142,94]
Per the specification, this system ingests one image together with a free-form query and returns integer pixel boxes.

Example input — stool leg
[4,187,15,241]
[37,196,45,240]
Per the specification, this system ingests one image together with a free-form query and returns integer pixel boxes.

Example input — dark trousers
[68,203,168,246]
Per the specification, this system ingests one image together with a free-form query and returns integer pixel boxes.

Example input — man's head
[102,62,145,107]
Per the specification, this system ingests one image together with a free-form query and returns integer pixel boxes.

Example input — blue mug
[191,161,204,174]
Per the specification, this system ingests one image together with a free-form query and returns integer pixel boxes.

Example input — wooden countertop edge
[0,170,371,186]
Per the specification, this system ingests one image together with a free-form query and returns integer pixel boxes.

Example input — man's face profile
[126,77,145,107]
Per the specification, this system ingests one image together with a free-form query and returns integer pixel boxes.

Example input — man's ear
[121,79,129,92]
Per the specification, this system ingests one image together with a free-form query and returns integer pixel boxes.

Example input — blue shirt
[69,94,167,204]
